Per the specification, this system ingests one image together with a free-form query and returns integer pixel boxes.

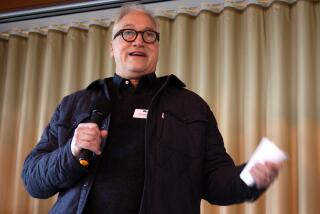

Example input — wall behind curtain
[0,1,319,213]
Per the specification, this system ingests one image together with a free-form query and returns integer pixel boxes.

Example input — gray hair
[112,4,158,36]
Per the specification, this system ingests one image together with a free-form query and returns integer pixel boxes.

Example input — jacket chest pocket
[158,110,207,158]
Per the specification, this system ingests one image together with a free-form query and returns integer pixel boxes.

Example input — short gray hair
[112,4,158,35]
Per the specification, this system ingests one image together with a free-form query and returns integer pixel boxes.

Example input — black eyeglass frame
[113,28,160,44]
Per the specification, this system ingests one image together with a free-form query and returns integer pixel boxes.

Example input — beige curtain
[0,0,319,213]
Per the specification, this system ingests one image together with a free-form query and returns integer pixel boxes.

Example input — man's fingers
[250,166,266,186]
[77,123,99,129]
[75,130,98,141]
[76,123,100,136]
[77,139,101,155]
[71,123,105,157]
[250,162,282,189]
[101,130,108,138]
[266,162,283,171]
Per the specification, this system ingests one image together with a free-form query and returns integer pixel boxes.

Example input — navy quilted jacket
[22,75,263,214]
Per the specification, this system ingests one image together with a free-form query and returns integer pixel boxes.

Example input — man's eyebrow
[122,24,135,28]
[121,24,157,31]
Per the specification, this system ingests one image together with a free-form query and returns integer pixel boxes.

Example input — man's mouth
[128,51,147,57]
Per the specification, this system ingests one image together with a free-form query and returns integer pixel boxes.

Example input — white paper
[240,137,287,186]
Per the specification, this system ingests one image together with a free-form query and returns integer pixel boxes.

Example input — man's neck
[115,72,156,88]
[130,79,139,88]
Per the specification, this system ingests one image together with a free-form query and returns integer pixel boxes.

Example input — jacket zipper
[78,84,112,214]
[138,75,173,214]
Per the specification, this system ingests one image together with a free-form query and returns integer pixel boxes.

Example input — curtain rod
[0,0,171,24]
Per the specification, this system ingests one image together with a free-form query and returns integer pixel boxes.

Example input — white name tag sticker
[133,109,148,119]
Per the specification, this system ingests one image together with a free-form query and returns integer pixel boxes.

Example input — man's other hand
[250,162,283,189]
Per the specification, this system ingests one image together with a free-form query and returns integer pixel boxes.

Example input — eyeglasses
[113,28,160,44]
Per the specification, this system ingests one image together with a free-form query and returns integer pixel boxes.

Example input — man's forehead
[120,24,155,31]
[114,12,157,31]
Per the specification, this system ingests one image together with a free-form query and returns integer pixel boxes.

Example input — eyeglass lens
[122,29,158,43]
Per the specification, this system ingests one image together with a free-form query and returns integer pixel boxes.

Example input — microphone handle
[78,107,109,167]
[79,149,92,167]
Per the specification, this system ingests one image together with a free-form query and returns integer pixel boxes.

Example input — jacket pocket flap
[163,108,208,124]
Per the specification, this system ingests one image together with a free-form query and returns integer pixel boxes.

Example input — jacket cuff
[62,139,89,178]
[237,163,266,201]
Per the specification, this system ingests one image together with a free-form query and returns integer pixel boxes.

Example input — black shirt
[84,73,160,214]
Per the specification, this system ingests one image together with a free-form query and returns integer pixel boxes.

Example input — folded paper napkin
[240,137,288,186]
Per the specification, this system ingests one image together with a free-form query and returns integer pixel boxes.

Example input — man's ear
[110,41,114,57]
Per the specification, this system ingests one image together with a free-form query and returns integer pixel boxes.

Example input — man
[22,4,282,214]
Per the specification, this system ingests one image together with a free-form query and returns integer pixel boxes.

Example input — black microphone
[78,97,111,167]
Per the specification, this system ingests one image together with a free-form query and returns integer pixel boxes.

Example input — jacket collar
[86,73,186,92]
[159,74,186,88]
[112,72,157,89]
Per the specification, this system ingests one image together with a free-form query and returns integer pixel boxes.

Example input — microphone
[78,97,111,167]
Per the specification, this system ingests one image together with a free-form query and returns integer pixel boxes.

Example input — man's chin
[117,68,152,79]
[127,68,152,77]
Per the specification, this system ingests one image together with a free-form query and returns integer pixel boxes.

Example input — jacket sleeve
[202,110,265,205]
[21,100,88,199]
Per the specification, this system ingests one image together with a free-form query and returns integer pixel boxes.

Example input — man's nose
[133,33,145,46]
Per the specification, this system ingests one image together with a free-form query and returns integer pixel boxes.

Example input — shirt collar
[112,72,157,92]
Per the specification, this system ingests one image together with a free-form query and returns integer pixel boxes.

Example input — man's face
[110,11,159,80]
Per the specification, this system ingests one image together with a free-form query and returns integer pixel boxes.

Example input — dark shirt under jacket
[84,73,161,214]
